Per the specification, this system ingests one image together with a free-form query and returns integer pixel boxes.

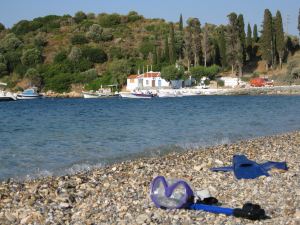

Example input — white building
[219,77,240,88]
[126,71,170,91]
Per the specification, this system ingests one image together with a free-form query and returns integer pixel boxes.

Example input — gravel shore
[0,131,299,224]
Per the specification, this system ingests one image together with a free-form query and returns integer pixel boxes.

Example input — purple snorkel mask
[150,176,194,209]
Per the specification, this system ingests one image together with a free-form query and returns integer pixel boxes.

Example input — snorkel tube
[150,176,269,220]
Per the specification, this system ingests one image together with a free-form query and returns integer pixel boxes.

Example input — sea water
[0,96,300,180]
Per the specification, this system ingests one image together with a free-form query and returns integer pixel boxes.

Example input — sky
[0,0,299,36]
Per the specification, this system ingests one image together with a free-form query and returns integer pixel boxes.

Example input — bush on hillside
[0,23,5,31]
[81,47,108,63]
[71,34,89,45]
[21,48,43,67]
[74,11,87,24]
[25,68,43,87]
[0,33,22,51]
[0,63,8,77]
[98,13,121,27]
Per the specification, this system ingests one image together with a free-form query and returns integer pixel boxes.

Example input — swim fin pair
[211,155,288,179]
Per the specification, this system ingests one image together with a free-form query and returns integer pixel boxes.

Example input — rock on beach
[0,131,299,224]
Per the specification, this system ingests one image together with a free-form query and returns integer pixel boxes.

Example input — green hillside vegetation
[0,10,299,93]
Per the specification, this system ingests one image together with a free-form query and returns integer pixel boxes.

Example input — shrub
[54,51,67,63]
[74,68,98,83]
[34,32,48,47]
[81,47,108,63]
[0,33,22,51]
[109,47,125,59]
[44,73,73,93]
[108,59,131,85]
[68,47,82,62]
[86,24,103,42]
[25,68,43,87]
[14,64,28,76]
[190,65,220,81]
[161,65,184,81]
[98,14,121,27]
[127,11,143,22]
[21,48,43,66]
[4,51,22,72]
[74,11,87,23]
[0,23,5,31]
[11,20,41,35]
[217,79,225,87]
[71,34,89,45]
[0,63,8,77]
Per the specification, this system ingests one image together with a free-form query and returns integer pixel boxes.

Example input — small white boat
[0,83,17,101]
[157,90,183,98]
[17,87,44,100]
[120,90,155,99]
[82,91,100,99]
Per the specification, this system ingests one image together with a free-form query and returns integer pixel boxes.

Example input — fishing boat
[83,85,119,99]
[17,87,44,100]
[0,83,17,101]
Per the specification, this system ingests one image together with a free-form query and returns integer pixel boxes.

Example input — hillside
[0,11,299,93]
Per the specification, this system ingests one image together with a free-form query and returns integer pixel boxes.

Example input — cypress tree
[298,8,300,36]
[179,14,183,31]
[169,23,177,64]
[153,46,158,65]
[274,11,285,68]
[253,24,258,42]
[226,13,243,76]
[246,23,252,61]
[218,26,227,68]
[260,9,273,70]
[164,35,170,64]
[237,14,246,63]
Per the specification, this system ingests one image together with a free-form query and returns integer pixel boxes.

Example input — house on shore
[126,71,170,91]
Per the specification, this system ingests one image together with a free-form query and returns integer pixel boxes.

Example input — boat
[0,83,17,101]
[157,90,183,98]
[17,87,44,100]
[82,85,119,99]
[120,90,155,99]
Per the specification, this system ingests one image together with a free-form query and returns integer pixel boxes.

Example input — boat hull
[0,97,16,101]
[17,95,44,100]
[120,92,153,99]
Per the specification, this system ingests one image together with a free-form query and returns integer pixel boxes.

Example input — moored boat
[17,87,44,100]
[0,83,17,101]
[120,90,155,99]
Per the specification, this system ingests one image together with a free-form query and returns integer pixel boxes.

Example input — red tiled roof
[128,75,138,79]
[128,72,161,79]
[143,72,161,78]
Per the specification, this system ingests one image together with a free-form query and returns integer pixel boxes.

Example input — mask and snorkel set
[150,155,289,220]
[150,176,269,221]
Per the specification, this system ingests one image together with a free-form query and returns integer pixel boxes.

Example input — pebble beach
[0,131,299,225]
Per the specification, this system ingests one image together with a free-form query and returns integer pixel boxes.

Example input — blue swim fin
[210,155,288,179]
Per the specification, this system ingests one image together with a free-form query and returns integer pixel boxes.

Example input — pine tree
[246,23,252,61]
[179,14,183,31]
[237,14,246,63]
[164,35,170,64]
[169,23,177,64]
[260,9,273,70]
[274,10,285,68]
[253,24,258,42]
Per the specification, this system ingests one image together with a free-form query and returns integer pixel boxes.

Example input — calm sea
[0,96,300,180]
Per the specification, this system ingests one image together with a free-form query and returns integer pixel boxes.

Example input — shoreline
[0,131,299,224]
[43,85,300,98]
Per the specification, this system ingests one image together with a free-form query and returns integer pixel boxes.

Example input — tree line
[0,9,299,93]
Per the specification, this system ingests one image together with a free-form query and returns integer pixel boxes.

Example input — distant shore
[0,131,299,224]
[43,85,300,98]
